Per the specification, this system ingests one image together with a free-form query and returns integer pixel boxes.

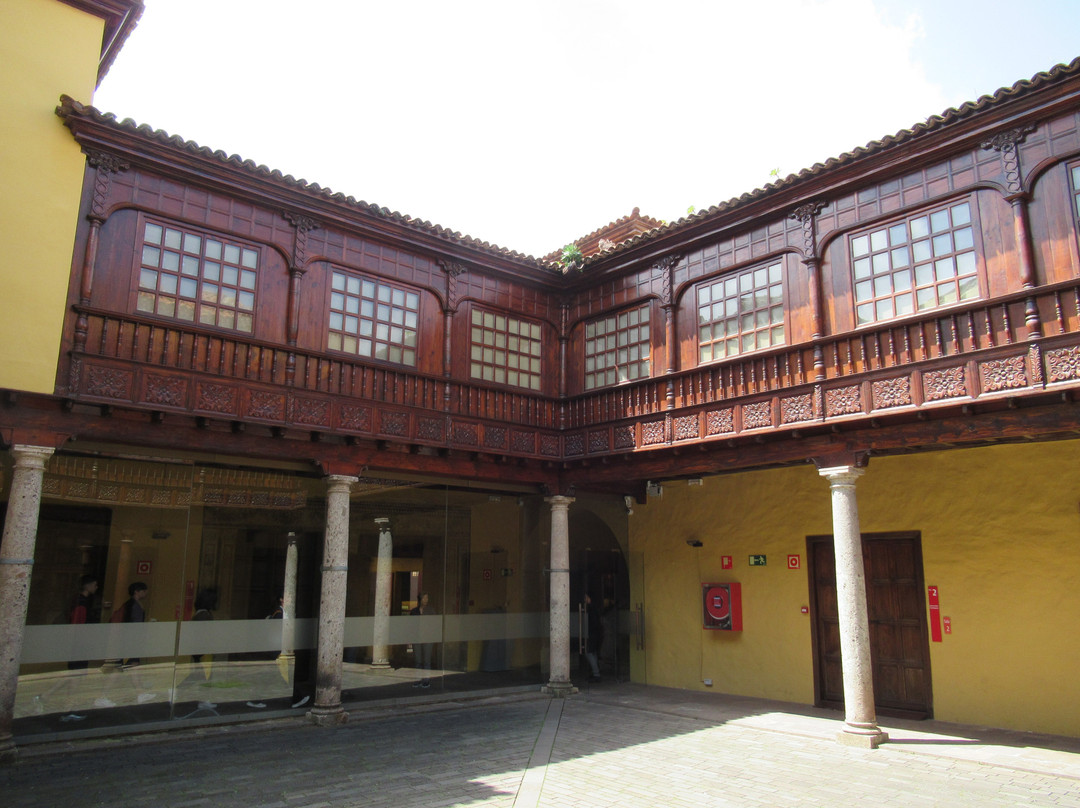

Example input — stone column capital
[817,465,865,486]
[325,474,358,493]
[11,445,54,469]
[545,495,575,510]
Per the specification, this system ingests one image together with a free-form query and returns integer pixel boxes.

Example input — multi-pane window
[851,200,978,325]
[1072,163,1080,222]
[697,261,783,363]
[584,305,650,390]
[328,271,419,366]
[470,309,542,390]
[138,221,258,332]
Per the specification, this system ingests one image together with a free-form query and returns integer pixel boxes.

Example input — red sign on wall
[136,560,152,575]
[928,585,942,642]
[721,556,733,570]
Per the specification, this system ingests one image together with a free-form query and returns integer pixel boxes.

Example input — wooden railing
[566,279,1080,429]
[71,278,1080,436]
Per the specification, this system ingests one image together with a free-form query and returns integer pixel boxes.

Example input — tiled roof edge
[56,96,552,271]
[576,55,1080,267]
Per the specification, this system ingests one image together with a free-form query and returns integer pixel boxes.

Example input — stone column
[371,518,393,668]
[818,465,888,748]
[0,445,55,760]
[543,495,577,696]
[280,532,299,660]
[309,474,356,726]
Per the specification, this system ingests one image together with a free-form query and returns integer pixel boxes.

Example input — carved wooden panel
[742,401,773,430]
[872,377,912,409]
[641,420,665,445]
[417,417,445,442]
[705,408,735,435]
[337,403,372,432]
[780,394,814,424]
[539,434,560,457]
[614,425,635,449]
[452,421,478,446]
[978,355,1027,393]
[85,364,133,400]
[674,414,699,441]
[196,381,239,415]
[825,385,862,417]
[143,373,189,408]
[511,430,535,453]
[290,396,331,427]
[246,390,286,421]
[923,367,967,401]
[1046,345,1080,382]
[379,410,408,437]
[483,426,508,450]
[588,430,610,453]
[564,433,585,456]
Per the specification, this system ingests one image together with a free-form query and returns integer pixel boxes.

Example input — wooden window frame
[696,259,784,364]
[849,197,982,327]
[136,216,259,333]
[584,304,651,391]
[327,269,419,367]
[469,307,542,390]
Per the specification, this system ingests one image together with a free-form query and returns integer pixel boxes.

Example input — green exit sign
[749,555,767,566]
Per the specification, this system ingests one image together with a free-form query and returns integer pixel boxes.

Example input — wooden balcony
[65,280,1080,465]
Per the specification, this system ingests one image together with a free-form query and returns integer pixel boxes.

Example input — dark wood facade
[5,60,1080,493]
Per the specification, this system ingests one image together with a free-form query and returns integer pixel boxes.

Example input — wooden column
[0,445,55,760]
[309,474,356,726]
[818,465,888,748]
[791,201,827,380]
[283,213,319,387]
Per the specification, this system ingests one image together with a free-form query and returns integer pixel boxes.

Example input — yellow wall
[630,439,1080,737]
[0,0,102,393]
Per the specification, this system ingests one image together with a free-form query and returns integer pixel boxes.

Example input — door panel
[809,532,933,719]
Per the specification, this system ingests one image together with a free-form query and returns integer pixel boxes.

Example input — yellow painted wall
[0,0,102,393]
[630,439,1080,737]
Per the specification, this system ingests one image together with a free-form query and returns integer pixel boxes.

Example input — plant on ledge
[559,243,584,272]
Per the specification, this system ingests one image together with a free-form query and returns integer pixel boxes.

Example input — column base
[836,727,889,749]
[541,681,578,698]
[308,705,349,726]
[369,660,391,670]
[276,652,295,662]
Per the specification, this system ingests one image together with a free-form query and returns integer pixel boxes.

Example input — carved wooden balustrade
[67,280,1080,463]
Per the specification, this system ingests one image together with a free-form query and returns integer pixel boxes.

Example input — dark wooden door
[808,532,933,719]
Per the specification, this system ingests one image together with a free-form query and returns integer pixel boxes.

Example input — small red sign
[928,585,942,642]
[787,554,801,570]
[943,616,952,634]
[721,556,733,570]
[136,560,152,575]
[482,568,492,581]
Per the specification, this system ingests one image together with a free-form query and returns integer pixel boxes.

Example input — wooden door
[808,532,933,719]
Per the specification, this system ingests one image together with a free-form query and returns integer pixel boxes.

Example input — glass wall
[7,450,553,739]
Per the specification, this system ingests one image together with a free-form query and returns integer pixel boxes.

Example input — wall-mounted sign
[721,556,733,570]
[928,585,942,642]
[787,554,801,569]
[136,560,152,575]
[749,555,767,566]
[702,582,743,631]
[943,616,952,634]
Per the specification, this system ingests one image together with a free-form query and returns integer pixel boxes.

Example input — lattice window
[1071,163,1080,226]
[585,304,650,390]
[137,220,258,332]
[469,309,542,390]
[328,270,419,366]
[851,199,979,325]
[697,260,784,363]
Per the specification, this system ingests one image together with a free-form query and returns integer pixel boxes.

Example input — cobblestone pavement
[3,685,1079,807]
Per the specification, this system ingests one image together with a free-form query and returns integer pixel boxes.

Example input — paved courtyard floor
[2,683,1079,807]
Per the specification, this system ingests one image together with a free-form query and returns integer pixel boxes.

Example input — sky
[94,1,1080,259]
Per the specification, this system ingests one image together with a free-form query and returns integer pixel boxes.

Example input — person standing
[584,593,604,683]
[410,593,433,688]
[114,581,148,668]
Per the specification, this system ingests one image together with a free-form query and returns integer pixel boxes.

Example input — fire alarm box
[702,582,742,631]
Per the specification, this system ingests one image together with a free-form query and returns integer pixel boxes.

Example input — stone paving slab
[2,685,1078,807]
